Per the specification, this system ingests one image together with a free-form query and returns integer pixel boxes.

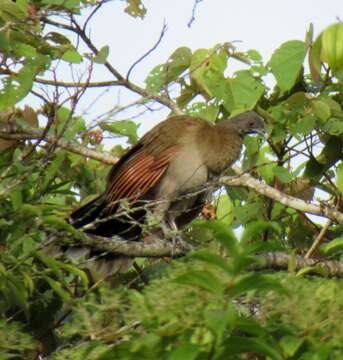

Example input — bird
[68,111,265,273]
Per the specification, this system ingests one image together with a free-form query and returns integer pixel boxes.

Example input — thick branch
[0,129,118,165]
[58,233,192,257]
[224,168,343,225]
[253,252,343,278]
[55,232,343,277]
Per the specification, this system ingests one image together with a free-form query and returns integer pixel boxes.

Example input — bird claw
[171,234,186,256]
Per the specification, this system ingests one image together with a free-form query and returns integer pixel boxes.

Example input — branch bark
[52,232,343,277]
[253,251,343,278]
[54,232,192,258]
[222,169,343,225]
[0,129,118,165]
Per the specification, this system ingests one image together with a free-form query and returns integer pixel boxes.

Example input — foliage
[1,0,343,358]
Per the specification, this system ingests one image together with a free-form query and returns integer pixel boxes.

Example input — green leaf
[194,220,239,256]
[272,166,293,183]
[280,335,304,357]
[13,43,36,58]
[241,221,281,243]
[45,32,71,45]
[230,273,285,298]
[336,162,343,193]
[304,137,342,178]
[309,33,323,82]
[60,263,89,289]
[43,215,79,236]
[190,47,228,100]
[175,270,224,294]
[0,0,27,21]
[187,102,219,122]
[44,276,71,301]
[322,236,343,255]
[93,45,109,64]
[225,70,265,113]
[247,49,263,62]
[190,250,232,273]
[42,152,66,190]
[322,117,343,135]
[204,306,237,338]
[100,119,139,144]
[34,251,63,280]
[145,64,166,94]
[233,202,261,224]
[0,57,48,110]
[269,40,306,93]
[168,344,200,360]
[20,204,42,217]
[62,49,82,63]
[165,47,192,83]
[321,22,343,71]
[5,276,28,311]
[312,100,331,121]
[290,115,316,136]
[256,147,275,183]
[124,0,146,18]
[10,188,22,210]
[235,318,269,337]
[216,194,233,224]
[222,336,283,360]
[304,157,324,179]
[296,265,329,277]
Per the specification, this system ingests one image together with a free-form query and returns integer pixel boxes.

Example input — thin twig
[41,17,183,114]
[188,0,204,28]
[305,219,332,259]
[126,22,167,80]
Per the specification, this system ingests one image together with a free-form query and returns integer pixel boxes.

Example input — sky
[74,0,343,134]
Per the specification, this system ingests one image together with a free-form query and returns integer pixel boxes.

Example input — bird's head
[229,111,266,137]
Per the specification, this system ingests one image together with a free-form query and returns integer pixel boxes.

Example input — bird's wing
[105,145,180,210]
[104,116,205,212]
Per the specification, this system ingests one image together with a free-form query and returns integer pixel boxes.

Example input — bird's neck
[198,121,243,175]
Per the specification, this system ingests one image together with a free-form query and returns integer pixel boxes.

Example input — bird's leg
[167,218,186,256]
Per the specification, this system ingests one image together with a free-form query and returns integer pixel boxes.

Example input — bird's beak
[255,128,267,137]
[245,128,266,137]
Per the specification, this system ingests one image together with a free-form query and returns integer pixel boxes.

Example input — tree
[1,1,343,358]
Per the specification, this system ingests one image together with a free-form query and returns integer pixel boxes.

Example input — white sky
[74,0,343,134]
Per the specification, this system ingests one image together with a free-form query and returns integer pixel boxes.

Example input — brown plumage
[70,111,265,244]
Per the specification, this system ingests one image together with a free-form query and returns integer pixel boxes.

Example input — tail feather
[63,195,136,277]
[70,195,105,229]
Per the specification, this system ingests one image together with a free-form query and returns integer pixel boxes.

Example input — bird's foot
[171,233,187,257]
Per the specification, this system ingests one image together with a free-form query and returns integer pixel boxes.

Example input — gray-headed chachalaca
[68,111,264,272]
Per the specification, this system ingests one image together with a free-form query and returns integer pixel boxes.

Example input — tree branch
[41,17,183,115]
[52,231,343,277]
[0,68,126,88]
[55,232,192,257]
[253,251,343,278]
[0,129,118,165]
[224,167,343,225]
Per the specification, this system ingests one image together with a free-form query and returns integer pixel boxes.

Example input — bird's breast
[155,144,208,200]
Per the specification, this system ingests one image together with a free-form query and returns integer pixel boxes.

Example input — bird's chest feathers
[155,144,208,200]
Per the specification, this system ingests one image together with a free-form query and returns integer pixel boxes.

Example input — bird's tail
[69,195,105,229]
[44,195,134,278]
